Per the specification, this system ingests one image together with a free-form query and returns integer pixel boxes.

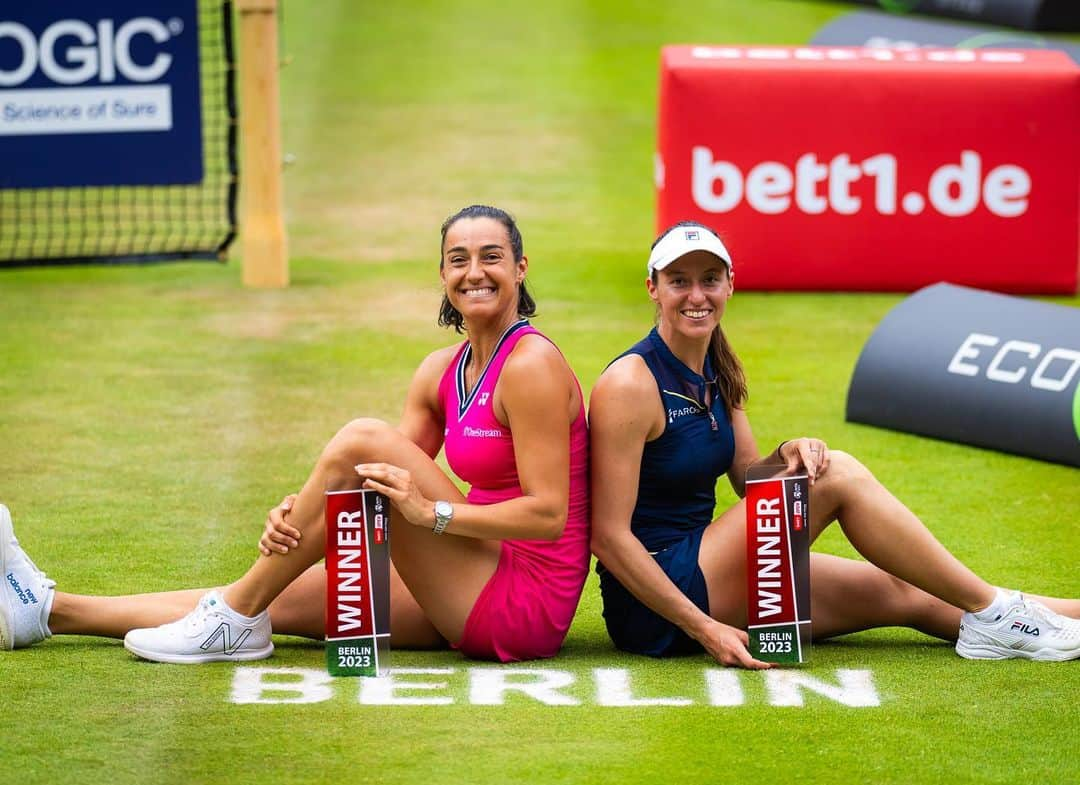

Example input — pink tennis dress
[437,319,590,661]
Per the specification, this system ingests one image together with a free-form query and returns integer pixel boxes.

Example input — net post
[236,0,288,288]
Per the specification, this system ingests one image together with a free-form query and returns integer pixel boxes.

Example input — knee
[823,450,872,483]
[815,450,875,502]
[322,417,395,470]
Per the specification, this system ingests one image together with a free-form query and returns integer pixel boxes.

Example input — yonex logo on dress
[6,572,37,606]
[463,426,502,438]
[478,392,490,406]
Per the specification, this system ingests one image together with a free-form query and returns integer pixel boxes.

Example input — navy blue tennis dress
[597,328,735,656]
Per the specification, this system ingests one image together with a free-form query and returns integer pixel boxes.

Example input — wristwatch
[433,500,453,535]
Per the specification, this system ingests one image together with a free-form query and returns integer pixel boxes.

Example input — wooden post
[236,0,288,288]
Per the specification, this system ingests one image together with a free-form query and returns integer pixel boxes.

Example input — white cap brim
[647,227,732,275]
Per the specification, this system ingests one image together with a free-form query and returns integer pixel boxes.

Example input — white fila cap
[647,225,732,276]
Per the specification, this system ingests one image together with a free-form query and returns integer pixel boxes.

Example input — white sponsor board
[0,85,172,135]
[230,666,881,708]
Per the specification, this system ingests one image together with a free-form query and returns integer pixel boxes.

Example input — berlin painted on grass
[232,666,881,707]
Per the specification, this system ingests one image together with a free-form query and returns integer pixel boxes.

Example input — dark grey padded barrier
[812,9,1080,63]
[846,283,1080,467]
[843,0,1078,31]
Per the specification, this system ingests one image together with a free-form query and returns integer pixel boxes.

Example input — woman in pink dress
[1,205,590,663]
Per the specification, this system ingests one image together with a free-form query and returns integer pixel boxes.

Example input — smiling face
[647,250,733,342]
[440,216,528,330]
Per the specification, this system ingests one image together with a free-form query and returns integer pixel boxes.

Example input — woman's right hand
[258,493,302,556]
[693,619,774,670]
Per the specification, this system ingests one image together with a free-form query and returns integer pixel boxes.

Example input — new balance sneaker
[124,590,273,664]
[956,591,1080,661]
[1,503,56,650]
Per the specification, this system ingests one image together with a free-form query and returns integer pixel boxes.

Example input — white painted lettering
[227,666,883,708]
[928,151,981,217]
[0,17,175,88]
[986,340,1040,384]
[828,154,862,215]
[947,333,999,377]
[794,153,828,214]
[1030,348,1080,392]
[745,162,792,214]
[688,147,1030,219]
[861,154,897,214]
[764,669,880,707]
[594,668,692,706]
[692,146,742,213]
[359,668,454,706]
[983,165,1030,218]
[231,667,333,704]
[704,669,745,706]
[468,668,580,706]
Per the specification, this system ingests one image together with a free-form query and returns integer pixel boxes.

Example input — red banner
[656,46,1080,293]
[325,490,375,640]
[745,478,797,628]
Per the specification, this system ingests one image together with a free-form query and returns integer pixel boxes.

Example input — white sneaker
[124,590,273,664]
[956,591,1080,661]
[1,504,56,650]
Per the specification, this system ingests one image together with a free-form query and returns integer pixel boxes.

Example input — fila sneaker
[0,504,56,650]
[124,590,273,664]
[956,591,1080,661]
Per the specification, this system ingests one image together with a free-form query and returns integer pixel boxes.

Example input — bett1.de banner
[655,46,1080,294]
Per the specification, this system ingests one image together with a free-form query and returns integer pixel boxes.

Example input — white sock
[972,588,1015,622]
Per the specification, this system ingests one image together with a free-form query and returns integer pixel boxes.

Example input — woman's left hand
[779,437,830,485]
[354,462,433,528]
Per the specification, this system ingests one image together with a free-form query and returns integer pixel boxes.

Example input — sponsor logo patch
[462,425,503,438]
[6,572,37,606]
[1010,621,1040,636]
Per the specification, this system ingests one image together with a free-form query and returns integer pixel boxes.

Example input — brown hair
[651,221,747,414]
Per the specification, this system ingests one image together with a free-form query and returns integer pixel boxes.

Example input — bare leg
[1024,595,1080,617]
[264,563,446,648]
[699,499,751,627]
[698,471,1078,638]
[810,451,994,613]
[49,588,210,638]
[703,506,968,640]
[46,562,446,647]
[221,418,500,644]
[808,553,960,641]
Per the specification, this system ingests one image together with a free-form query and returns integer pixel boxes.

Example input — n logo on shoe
[200,623,253,656]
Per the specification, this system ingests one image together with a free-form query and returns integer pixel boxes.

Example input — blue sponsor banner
[0,1,203,188]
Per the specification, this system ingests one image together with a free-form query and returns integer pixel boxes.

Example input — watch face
[435,501,453,519]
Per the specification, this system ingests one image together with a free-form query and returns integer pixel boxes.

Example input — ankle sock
[972,588,1015,622]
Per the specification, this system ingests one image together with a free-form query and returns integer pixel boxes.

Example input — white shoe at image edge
[1,503,56,650]
[124,589,274,664]
[957,591,1080,661]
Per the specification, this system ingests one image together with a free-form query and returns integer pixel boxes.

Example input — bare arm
[397,345,456,457]
[725,407,761,499]
[360,335,574,540]
[260,346,454,555]
[590,356,769,669]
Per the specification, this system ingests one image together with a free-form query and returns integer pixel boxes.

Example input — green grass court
[1,2,1077,783]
